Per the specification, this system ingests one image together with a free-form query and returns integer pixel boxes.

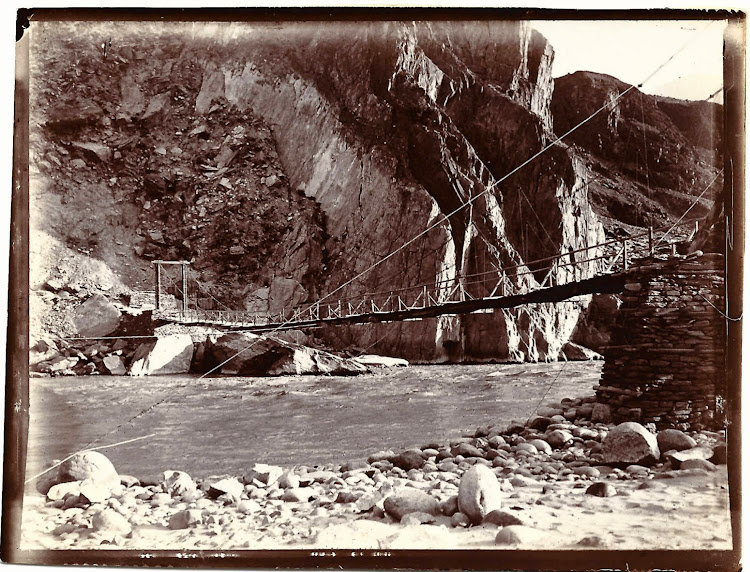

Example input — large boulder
[383,489,440,521]
[73,294,121,337]
[601,422,660,466]
[207,333,366,376]
[458,465,503,524]
[128,334,194,376]
[43,451,121,498]
[102,354,126,375]
[58,451,119,487]
[560,342,602,361]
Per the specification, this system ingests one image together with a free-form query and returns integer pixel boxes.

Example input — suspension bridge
[143,218,703,333]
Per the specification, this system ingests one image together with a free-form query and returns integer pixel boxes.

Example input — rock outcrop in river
[28,20,722,364]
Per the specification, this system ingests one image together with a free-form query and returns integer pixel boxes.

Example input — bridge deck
[156,271,628,332]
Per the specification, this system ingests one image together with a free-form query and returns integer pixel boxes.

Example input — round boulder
[392,449,426,471]
[656,429,697,453]
[457,464,503,525]
[600,422,660,466]
[450,443,484,458]
[92,508,132,536]
[383,489,440,521]
[58,451,119,489]
[545,430,574,449]
[585,481,617,497]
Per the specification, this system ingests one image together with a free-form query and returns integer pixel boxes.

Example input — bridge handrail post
[648,225,654,255]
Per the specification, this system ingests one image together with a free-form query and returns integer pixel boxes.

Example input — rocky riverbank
[30,330,409,379]
[22,393,730,551]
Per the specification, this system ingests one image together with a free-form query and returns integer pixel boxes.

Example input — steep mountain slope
[28,21,721,363]
[550,71,723,233]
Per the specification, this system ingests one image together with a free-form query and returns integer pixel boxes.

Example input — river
[26,362,602,480]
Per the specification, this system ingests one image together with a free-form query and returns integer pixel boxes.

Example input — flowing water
[26,362,602,480]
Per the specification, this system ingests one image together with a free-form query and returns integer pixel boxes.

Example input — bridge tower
[151,260,191,313]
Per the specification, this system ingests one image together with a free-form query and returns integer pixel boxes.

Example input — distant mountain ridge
[551,70,722,232]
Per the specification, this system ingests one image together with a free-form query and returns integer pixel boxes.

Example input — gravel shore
[21,394,732,551]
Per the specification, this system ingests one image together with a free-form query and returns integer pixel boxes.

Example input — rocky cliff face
[32,20,721,363]
[551,71,723,232]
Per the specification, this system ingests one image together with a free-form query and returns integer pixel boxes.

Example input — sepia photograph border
[3,6,744,570]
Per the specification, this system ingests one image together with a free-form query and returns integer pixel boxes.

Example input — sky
[532,19,727,102]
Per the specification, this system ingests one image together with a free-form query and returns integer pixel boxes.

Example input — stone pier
[596,252,726,430]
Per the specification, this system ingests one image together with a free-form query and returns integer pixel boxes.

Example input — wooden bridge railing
[152,219,698,328]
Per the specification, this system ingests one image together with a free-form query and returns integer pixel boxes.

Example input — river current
[26,362,602,480]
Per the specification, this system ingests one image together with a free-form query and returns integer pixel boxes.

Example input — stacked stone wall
[596,252,725,430]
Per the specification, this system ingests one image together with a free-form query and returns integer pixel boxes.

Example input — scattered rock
[168,509,203,530]
[451,443,484,458]
[600,422,660,466]
[237,499,261,514]
[665,446,714,469]
[244,463,284,486]
[482,510,524,527]
[572,466,599,479]
[591,403,612,424]
[527,416,552,431]
[578,535,604,547]
[281,488,313,502]
[656,429,697,453]
[207,477,244,501]
[47,481,83,502]
[680,458,717,472]
[92,509,132,535]
[457,464,502,524]
[527,439,552,454]
[393,450,426,471]
[383,489,440,521]
[440,495,459,517]
[546,430,574,449]
[47,98,103,128]
[161,470,196,497]
[450,512,471,528]
[208,332,366,376]
[367,451,397,464]
[102,354,126,375]
[585,482,617,497]
[72,141,112,163]
[495,525,543,545]
[335,491,359,504]
[277,471,300,489]
[401,511,436,525]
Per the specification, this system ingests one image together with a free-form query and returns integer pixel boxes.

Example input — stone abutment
[596,252,726,430]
